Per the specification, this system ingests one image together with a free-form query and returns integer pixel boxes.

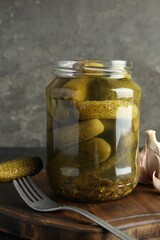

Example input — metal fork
[13,176,136,240]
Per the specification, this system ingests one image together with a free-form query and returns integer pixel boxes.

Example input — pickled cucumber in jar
[46,60,141,202]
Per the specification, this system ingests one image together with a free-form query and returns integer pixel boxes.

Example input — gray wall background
[0,0,160,147]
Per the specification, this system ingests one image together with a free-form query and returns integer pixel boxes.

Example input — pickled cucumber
[117,131,137,153]
[78,137,111,167]
[0,156,43,182]
[55,119,104,149]
[90,147,138,179]
[80,60,104,76]
[98,119,116,152]
[49,138,111,170]
[93,77,141,105]
[51,100,79,126]
[60,77,92,101]
[77,100,138,120]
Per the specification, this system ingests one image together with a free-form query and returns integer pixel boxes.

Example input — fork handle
[60,205,136,240]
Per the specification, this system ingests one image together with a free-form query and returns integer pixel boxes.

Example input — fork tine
[13,178,35,203]
[22,177,44,201]
[25,176,50,200]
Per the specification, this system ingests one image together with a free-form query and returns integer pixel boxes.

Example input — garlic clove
[145,130,160,178]
[139,130,160,184]
[139,165,151,184]
[139,147,151,184]
[156,154,160,179]
[153,171,160,192]
[153,154,160,191]
[153,171,160,191]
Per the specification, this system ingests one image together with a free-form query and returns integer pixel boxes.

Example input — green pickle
[46,60,141,202]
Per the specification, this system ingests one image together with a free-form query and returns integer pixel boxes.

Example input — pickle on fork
[0,156,43,182]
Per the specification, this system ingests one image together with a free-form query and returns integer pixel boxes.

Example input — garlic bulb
[139,130,160,186]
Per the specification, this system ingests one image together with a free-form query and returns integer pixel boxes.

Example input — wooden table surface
[1,148,160,240]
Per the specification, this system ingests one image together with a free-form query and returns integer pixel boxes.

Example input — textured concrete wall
[0,0,160,147]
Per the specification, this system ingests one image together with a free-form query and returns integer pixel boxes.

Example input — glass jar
[45,60,141,202]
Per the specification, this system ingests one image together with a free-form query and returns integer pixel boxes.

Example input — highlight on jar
[45,60,141,202]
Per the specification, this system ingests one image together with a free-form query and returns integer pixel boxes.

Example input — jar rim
[53,60,133,78]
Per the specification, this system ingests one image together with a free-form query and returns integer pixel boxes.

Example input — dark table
[1,148,160,240]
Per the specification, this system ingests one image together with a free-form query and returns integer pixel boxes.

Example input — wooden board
[1,170,160,239]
